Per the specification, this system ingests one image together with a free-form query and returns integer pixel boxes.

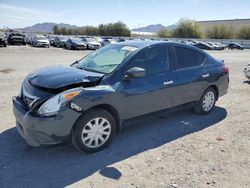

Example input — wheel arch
[200,84,219,101]
[72,103,122,134]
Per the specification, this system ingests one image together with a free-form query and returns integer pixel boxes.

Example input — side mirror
[124,67,146,80]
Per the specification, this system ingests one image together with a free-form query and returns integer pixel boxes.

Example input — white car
[243,63,250,80]
[33,35,50,47]
[80,37,101,50]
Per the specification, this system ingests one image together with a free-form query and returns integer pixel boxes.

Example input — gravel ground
[0,46,249,188]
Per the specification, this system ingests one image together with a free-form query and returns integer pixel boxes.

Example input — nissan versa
[12,41,229,152]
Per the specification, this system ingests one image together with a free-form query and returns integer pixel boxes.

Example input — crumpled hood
[27,65,104,89]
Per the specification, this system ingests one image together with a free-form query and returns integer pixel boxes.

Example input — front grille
[21,87,39,109]
[22,95,34,108]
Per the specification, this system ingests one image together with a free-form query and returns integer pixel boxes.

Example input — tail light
[222,65,229,73]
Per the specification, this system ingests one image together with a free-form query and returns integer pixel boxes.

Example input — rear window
[175,46,205,69]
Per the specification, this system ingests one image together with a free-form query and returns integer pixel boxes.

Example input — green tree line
[157,19,250,40]
[53,22,130,37]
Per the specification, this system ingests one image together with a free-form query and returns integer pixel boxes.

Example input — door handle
[202,74,210,78]
[164,80,174,85]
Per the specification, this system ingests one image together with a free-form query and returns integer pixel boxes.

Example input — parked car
[54,36,68,48]
[0,32,7,47]
[214,42,227,49]
[228,43,244,50]
[65,38,87,50]
[194,42,213,50]
[243,63,250,81]
[25,33,34,45]
[79,37,101,49]
[116,37,126,42]
[207,42,224,50]
[48,35,56,46]
[100,38,117,46]
[32,35,50,47]
[12,41,229,152]
[7,32,26,45]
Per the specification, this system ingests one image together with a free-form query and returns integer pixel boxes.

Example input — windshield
[86,38,96,42]
[58,36,67,40]
[12,33,23,36]
[71,38,83,43]
[75,45,138,74]
[37,36,47,40]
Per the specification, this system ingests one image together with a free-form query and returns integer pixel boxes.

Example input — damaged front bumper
[12,96,81,146]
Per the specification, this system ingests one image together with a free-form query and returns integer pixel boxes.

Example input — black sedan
[228,43,244,50]
[13,41,229,152]
[65,38,87,50]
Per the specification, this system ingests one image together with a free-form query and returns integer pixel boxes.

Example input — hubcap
[81,117,111,148]
[202,91,215,112]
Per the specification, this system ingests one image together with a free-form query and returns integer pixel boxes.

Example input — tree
[60,27,67,35]
[237,26,250,40]
[206,25,234,39]
[52,22,131,36]
[157,28,172,38]
[53,25,59,34]
[172,19,202,38]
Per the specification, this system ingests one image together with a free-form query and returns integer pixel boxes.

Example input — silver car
[80,37,101,50]
[33,35,50,47]
[243,63,250,80]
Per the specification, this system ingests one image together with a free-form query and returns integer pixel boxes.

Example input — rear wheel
[193,87,216,115]
[71,108,116,153]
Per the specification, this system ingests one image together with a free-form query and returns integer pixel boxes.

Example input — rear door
[173,45,208,105]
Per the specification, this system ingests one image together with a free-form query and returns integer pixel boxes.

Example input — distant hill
[15,22,78,33]
[15,22,178,34]
[132,24,177,33]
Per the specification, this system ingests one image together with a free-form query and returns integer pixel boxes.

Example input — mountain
[16,23,78,33]
[15,22,177,34]
[132,24,177,33]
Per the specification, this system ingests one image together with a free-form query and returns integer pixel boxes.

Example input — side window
[175,46,205,69]
[128,46,170,75]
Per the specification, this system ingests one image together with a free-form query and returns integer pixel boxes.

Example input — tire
[71,108,116,153]
[193,87,216,115]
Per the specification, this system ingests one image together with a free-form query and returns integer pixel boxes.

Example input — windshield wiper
[81,67,106,74]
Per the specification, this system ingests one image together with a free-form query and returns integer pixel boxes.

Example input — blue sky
[0,0,250,29]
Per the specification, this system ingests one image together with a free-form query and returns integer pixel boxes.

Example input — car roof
[113,40,169,48]
[114,40,204,51]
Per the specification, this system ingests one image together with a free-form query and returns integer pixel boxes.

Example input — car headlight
[37,88,82,116]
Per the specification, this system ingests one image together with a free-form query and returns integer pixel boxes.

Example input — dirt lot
[0,46,249,188]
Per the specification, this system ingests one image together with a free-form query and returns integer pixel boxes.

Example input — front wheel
[71,108,116,153]
[193,87,216,115]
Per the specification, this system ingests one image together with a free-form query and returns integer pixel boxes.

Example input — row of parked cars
[25,34,126,50]
[180,40,244,50]
[0,31,246,51]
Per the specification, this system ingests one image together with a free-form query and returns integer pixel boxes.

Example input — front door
[117,45,177,119]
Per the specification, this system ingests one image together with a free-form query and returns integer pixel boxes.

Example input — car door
[172,45,208,105]
[117,45,177,119]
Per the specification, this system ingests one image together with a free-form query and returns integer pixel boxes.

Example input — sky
[0,0,250,29]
